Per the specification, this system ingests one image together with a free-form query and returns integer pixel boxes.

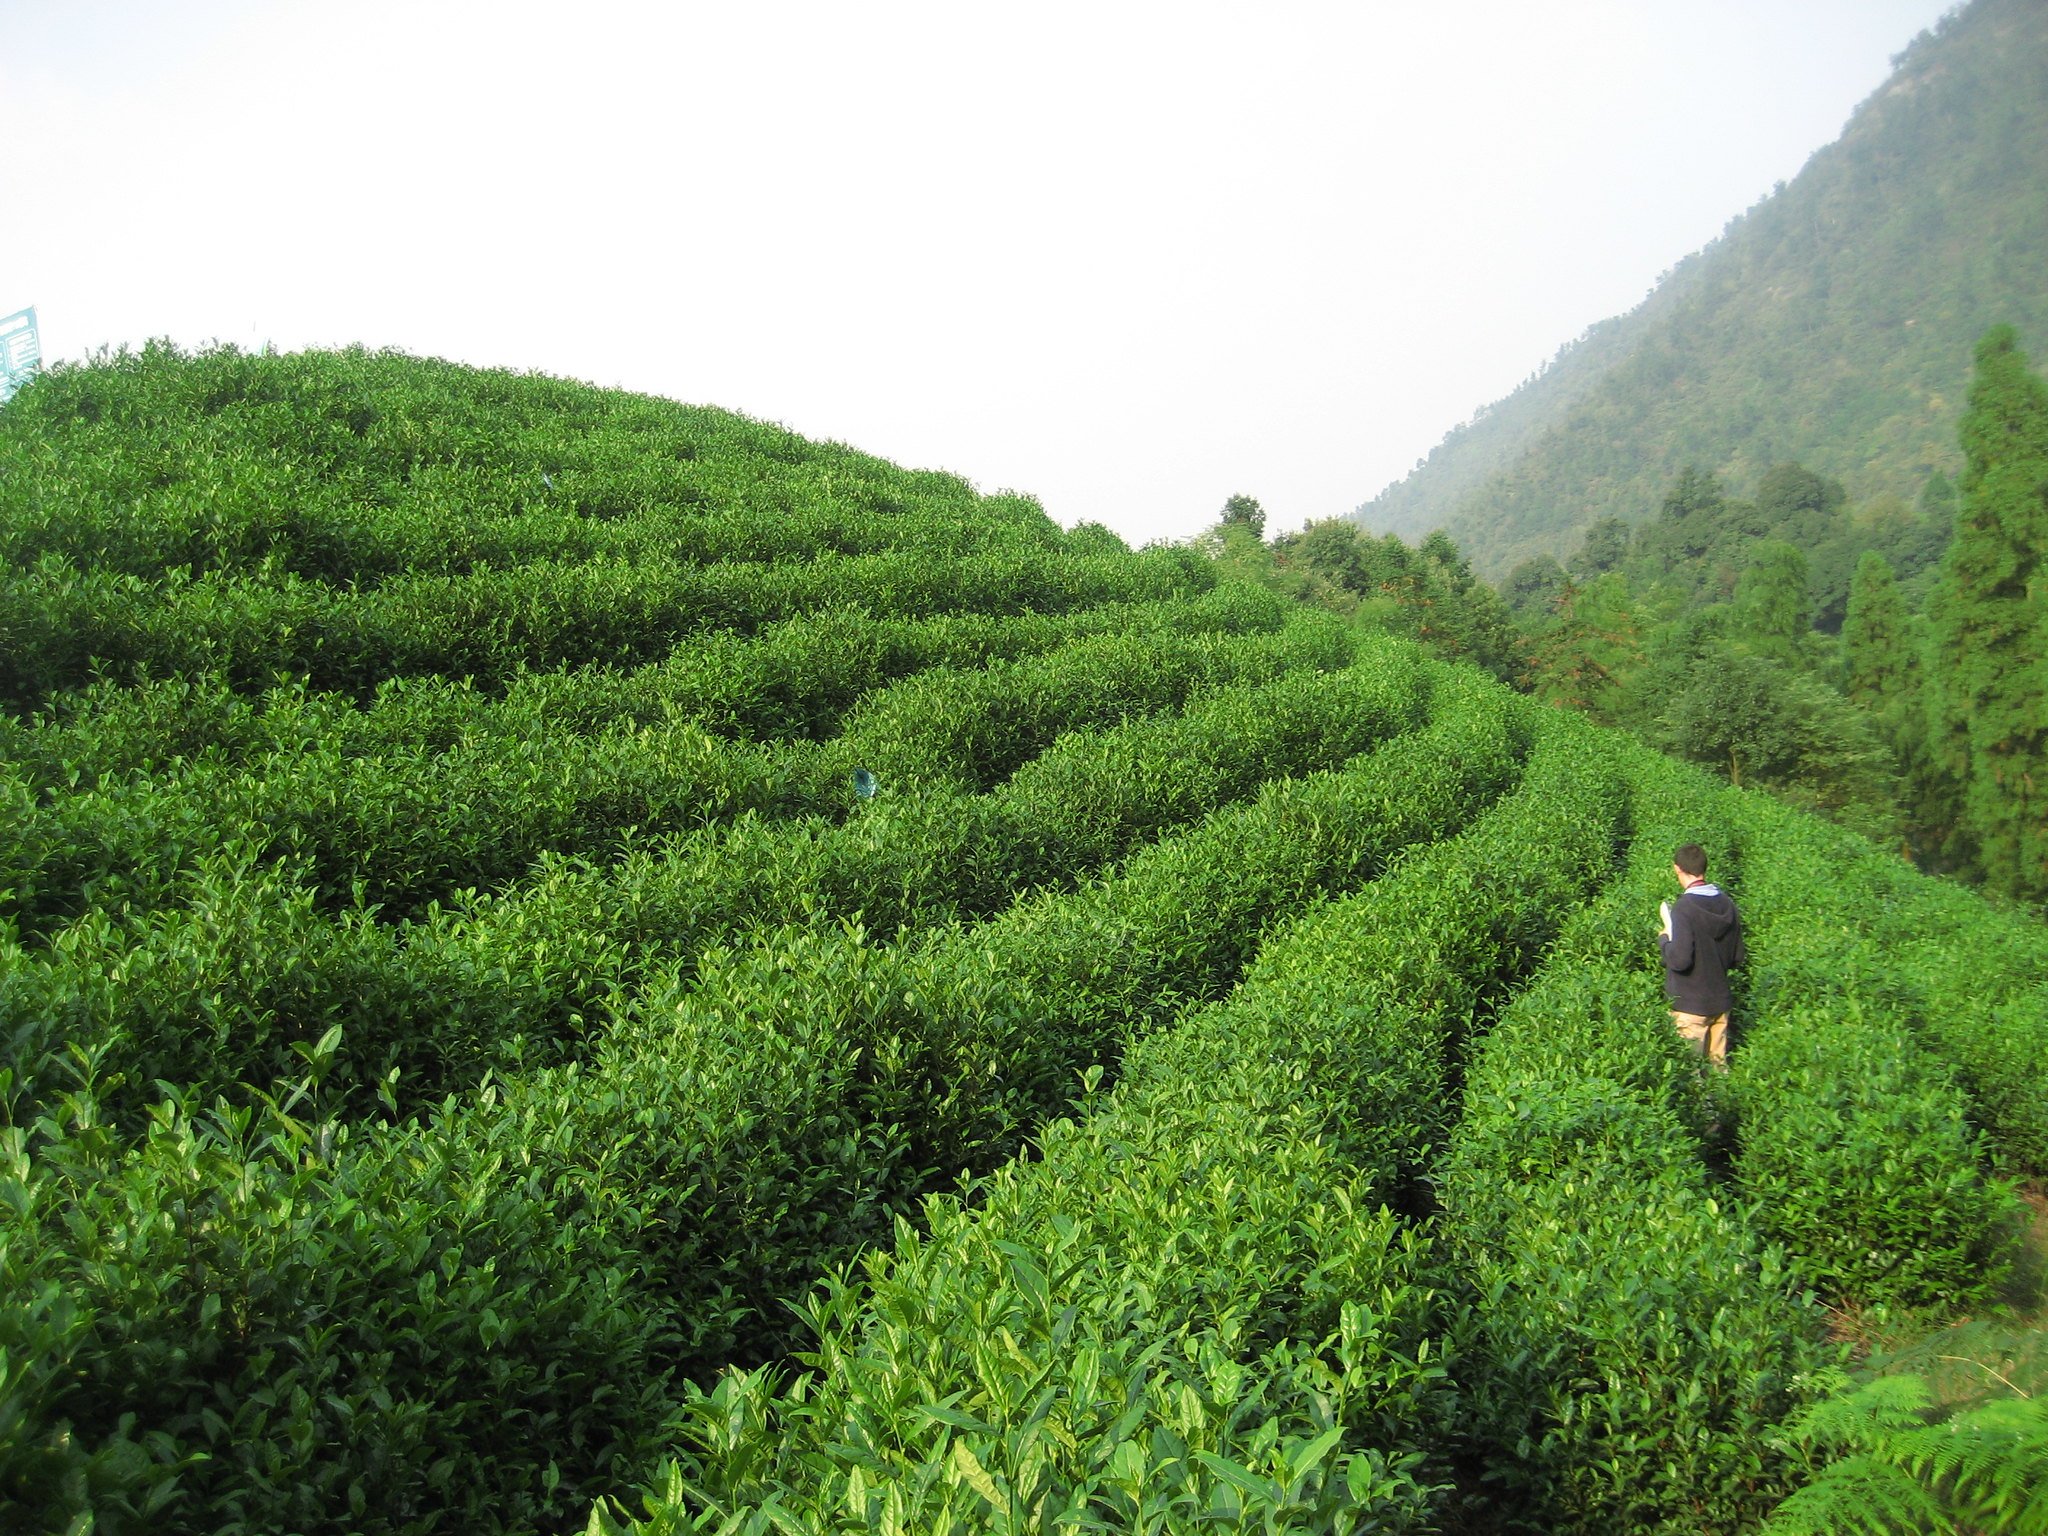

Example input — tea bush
[1727,797,2048,1179]
[1422,750,1821,1533]
[7,344,2039,1536]
[0,341,1064,589]
[1715,804,2025,1309]
[1729,993,2019,1309]
[0,625,1416,1129]
[589,697,1630,1534]
[0,543,1215,709]
[1438,959,1825,1533]
[2,589,1269,786]
[6,604,1315,938]
[0,656,1509,1533]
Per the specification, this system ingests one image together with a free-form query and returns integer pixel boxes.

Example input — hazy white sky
[4,0,1959,546]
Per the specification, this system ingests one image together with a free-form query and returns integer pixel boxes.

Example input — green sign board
[1,307,42,403]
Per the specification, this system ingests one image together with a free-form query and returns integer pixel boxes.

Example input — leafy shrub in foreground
[0,664,1508,1536]
[1424,743,1830,1534]
[593,1081,1452,1536]
[1727,795,2048,1178]
[591,693,1628,1535]
[1438,964,1824,1535]
[1730,993,2020,1310]
[1,1066,677,1536]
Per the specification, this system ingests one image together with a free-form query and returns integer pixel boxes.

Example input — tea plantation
[3,346,2044,1534]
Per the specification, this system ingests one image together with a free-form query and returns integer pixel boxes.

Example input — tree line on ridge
[1214,324,2047,910]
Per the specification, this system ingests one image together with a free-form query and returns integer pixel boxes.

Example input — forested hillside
[3,347,2044,1535]
[1353,0,2048,578]
[1465,324,2048,910]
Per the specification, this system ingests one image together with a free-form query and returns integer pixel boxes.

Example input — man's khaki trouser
[1673,1011,1730,1069]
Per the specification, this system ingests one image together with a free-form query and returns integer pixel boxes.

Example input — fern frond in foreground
[1765,1370,2048,1535]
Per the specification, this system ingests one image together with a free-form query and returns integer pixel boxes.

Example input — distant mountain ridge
[1352,0,2048,578]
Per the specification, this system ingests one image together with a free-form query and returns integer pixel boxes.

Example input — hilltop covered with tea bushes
[2,346,2043,1534]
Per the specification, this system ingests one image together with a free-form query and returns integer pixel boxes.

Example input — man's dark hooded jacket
[1659,882,1746,1015]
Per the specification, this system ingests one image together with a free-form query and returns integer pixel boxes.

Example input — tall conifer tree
[1844,551,1918,714]
[1845,549,1936,857]
[1929,325,2048,901]
[1734,539,1812,661]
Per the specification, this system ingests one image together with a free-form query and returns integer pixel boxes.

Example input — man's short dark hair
[1674,843,1708,877]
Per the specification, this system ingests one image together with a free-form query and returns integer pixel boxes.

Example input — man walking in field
[1659,843,1746,1070]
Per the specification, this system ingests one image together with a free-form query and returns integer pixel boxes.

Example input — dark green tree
[1286,518,1369,590]
[1639,466,1737,572]
[1754,462,1847,546]
[1662,465,1726,523]
[1612,603,1736,739]
[1568,516,1631,579]
[1660,651,1898,841]
[1843,550,1918,716]
[1502,554,1568,618]
[1218,493,1266,541]
[1810,493,1929,633]
[1733,539,1813,661]
[1877,474,1956,589]
[1521,573,1642,722]
[1419,528,1475,593]
[1844,550,1941,857]
[1928,325,2048,903]
[1919,470,1958,529]
[1279,521,1517,681]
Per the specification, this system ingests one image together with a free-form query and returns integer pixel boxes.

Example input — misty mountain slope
[1353,0,2048,577]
